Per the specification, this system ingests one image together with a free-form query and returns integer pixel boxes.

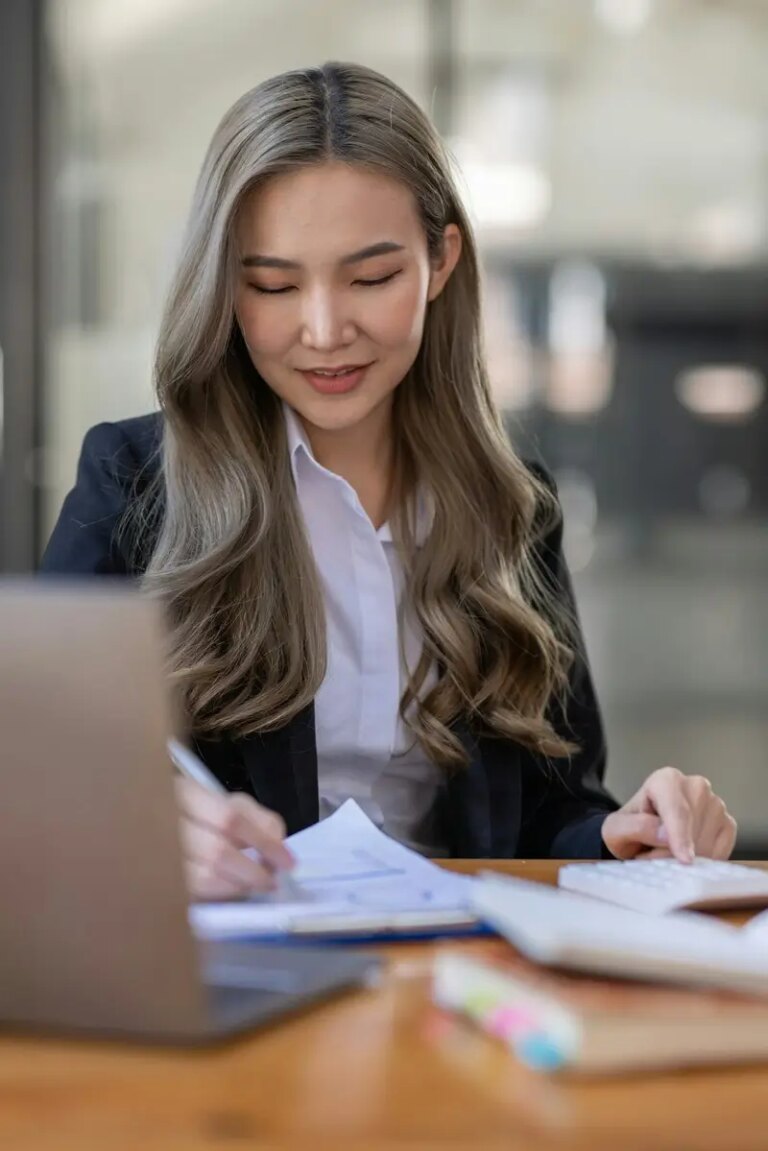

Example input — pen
[167,737,302,900]
[168,737,227,796]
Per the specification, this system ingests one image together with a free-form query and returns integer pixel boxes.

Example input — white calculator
[558,858,768,915]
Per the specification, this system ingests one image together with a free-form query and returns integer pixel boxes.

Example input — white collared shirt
[283,403,446,856]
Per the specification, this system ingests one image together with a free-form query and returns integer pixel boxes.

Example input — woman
[41,63,736,898]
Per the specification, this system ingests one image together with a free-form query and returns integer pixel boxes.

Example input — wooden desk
[3,860,768,1151]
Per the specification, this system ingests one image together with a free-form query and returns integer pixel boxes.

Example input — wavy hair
[131,62,577,766]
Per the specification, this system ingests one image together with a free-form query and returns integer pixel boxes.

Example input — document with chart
[190,799,478,940]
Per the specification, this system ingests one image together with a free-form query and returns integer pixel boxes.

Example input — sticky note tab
[516,1032,567,1071]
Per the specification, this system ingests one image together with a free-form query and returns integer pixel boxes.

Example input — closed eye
[354,271,402,287]
[249,270,402,295]
[250,284,295,295]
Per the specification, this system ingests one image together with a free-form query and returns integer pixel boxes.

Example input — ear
[427,224,463,302]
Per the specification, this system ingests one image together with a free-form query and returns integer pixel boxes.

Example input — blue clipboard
[214,919,494,946]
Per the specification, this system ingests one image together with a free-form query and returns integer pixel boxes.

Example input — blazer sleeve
[39,422,141,576]
[516,465,620,859]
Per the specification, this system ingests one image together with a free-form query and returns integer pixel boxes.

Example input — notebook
[190,800,481,941]
[433,947,768,1075]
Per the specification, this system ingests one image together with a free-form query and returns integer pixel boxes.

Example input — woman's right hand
[175,777,295,900]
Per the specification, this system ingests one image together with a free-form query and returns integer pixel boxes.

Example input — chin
[300,400,374,432]
[294,390,390,432]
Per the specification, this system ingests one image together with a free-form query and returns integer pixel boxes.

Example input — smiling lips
[298,363,374,395]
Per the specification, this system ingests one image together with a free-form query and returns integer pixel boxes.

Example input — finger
[601,812,666,859]
[712,817,738,861]
[644,769,695,863]
[180,819,277,893]
[185,860,253,901]
[693,799,728,859]
[175,778,294,871]
[213,794,294,872]
[632,846,674,860]
[686,775,715,842]
[175,776,232,825]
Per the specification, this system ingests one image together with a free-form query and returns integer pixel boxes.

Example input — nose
[299,286,356,351]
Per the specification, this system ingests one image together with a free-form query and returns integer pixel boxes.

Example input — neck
[299,398,395,529]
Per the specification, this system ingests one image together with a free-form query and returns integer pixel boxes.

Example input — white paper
[742,908,768,945]
[190,799,476,939]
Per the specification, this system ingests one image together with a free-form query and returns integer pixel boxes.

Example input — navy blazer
[40,414,619,858]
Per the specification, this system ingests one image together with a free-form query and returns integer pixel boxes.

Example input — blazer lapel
[439,721,523,858]
[288,701,320,830]
[239,703,319,835]
[442,721,493,857]
[479,736,522,857]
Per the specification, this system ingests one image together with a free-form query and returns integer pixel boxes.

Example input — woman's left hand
[601,767,737,863]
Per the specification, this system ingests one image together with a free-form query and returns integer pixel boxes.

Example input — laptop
[0,582,380,1042]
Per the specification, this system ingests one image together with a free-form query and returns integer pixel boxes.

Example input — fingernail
[656,824,669,845]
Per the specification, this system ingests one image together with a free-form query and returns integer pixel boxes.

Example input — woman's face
[234,162,461,438]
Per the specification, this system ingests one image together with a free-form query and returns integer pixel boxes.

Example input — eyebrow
[241,241,406,270]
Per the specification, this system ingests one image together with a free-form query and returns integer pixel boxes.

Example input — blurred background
[2,0,767,851]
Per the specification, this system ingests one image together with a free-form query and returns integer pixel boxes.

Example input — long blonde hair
[131,62,577,767]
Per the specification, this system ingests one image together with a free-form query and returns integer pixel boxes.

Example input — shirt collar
[282,401,431,545]
[283,401,315,484]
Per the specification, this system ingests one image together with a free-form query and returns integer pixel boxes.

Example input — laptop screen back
[0,583,208,1037]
